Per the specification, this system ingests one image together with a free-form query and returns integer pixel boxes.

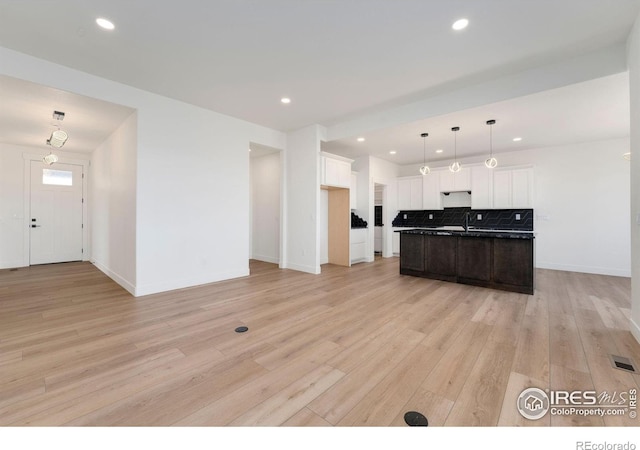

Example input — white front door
[30,161,84,265]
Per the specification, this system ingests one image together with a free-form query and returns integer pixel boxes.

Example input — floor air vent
[404,411,428,426]
[609,355,637,373]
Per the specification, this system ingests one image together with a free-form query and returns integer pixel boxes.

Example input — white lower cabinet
[350,228,367,264]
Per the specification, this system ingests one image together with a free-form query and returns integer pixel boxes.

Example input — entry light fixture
[43,110,68,164]
[43,151,59,165]
[449,127,461,173]
[419,132,430,175]
[485,119,498,168]
[623,152,631,161]
[48,128,68,148]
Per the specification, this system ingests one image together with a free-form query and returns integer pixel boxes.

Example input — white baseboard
[535,262,631,277]
[91,260,136,296]
[284,262,320,275]
[251,254,280,264]
[631,317,640,346]
[0,260,27,270]
[134,267,250,297]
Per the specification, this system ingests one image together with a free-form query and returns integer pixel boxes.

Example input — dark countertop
[397,227,535,240]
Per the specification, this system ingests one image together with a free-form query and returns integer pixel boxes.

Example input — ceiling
[322,72,631,166]
[0,0,639,134]
[0,75,135,153]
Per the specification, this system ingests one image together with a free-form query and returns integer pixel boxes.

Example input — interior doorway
[374,183,385,257]
[249,143,282,269]
[29,160,84,265]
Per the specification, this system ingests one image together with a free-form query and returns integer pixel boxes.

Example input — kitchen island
[398,228,534,294]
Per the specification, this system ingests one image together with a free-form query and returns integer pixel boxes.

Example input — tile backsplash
[392,207,533,231]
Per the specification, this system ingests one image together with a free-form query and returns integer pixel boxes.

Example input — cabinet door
[422,173,442,209]
[400,234,424,272]
[471,166,492,209]
[493,239,533,288]
[397,179,412,210]
[392,231,400,254]
[337,161,352,188]
[492,170,512,208]
[511,168,533,208]
[439,170,455,193]
[457,237,492,281]
[454,167,471,191]
[323,157,351,188]
[425,235,457,277]
[410,178,423,210]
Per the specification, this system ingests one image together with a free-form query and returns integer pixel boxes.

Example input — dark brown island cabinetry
[399,230,534,294]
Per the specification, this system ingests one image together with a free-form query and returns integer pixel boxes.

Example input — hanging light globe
[485,157,498,168]
[449,161,461,173]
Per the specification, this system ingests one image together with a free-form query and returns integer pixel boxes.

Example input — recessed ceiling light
[96,18,115,30]
[513,137,522,142]
[357,137,365,142]
[389,151,397,155]
[435,149,444,153]
[452,18,469,31]
[281,97,291,104]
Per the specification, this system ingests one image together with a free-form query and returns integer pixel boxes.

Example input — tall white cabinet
[492,166,534,209]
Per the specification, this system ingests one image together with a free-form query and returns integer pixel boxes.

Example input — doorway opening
[374,183,385,257]
[249,143,283,270]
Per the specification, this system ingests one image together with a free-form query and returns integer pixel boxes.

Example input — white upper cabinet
[397,176,423,210]
[438,167,471,192]
[492,166,534,208]
[470,165,493,209]
[511,167,534,208]
[320,152,352,188]
[422,172,442,210]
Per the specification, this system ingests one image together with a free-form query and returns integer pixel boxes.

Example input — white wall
[399,138,631,277]
[90,112,137,294]
[0,143,91,269]
[627,11,640,343]
[285,125,324,274]
[1,47,286,296]
[250,152,280,264]
[0,144,28,268]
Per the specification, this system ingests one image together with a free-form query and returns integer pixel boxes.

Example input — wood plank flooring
[0,258,638,426]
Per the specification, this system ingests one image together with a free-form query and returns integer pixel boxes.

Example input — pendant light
[449,126,461,173]
[42,151,59,165]
[419,132,430,175]
[485,119,498,168]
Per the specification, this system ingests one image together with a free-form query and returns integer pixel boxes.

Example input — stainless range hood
[441,191,471,208]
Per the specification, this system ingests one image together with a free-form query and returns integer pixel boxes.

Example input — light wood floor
[1,258,638,426]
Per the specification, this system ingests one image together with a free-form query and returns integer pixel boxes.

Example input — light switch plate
[515,214,521,220]
[477,214,482,220]
[404,214,407,219]
[429,214,433,220]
